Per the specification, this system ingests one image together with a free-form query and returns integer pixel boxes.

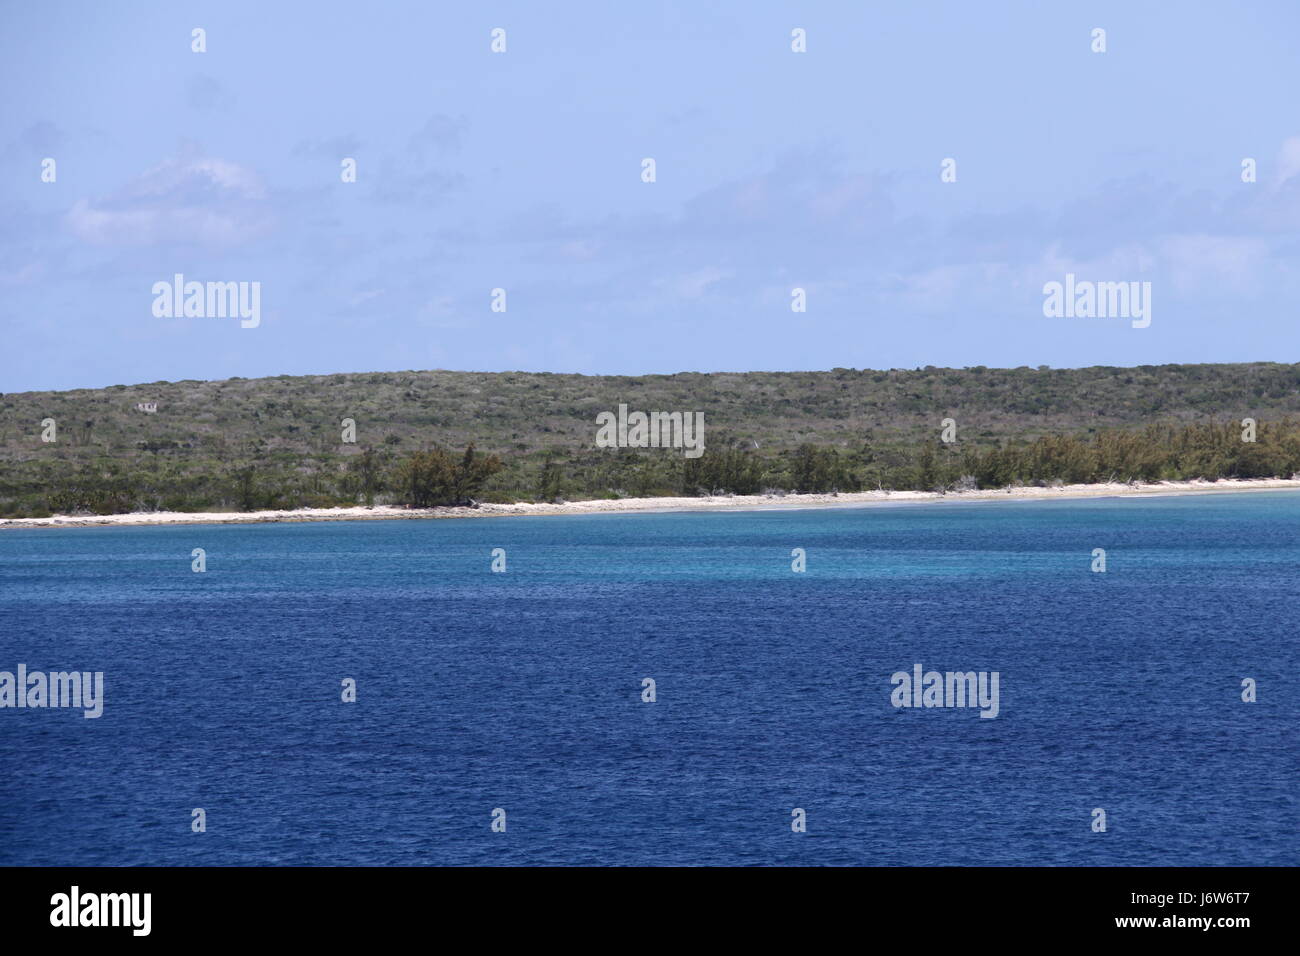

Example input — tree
[348,446,382,505]
[393,444,502,507]
[537,459,564,502]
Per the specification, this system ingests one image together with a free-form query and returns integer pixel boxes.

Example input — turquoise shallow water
[1,491,1297,865]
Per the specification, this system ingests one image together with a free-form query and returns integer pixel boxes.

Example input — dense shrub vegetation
[2,363,1300,516]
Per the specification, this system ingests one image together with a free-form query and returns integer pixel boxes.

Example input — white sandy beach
[2,477,1298,529]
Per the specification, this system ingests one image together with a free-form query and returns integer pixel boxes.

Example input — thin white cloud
[1277,136,1300,185]
[64,151,272,246]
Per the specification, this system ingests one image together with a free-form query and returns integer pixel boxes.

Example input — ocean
[1,492,1296,866]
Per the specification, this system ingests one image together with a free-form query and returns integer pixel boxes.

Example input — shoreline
[2,477,1298,530]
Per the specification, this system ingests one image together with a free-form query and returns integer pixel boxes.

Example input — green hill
[3,363,1300,516]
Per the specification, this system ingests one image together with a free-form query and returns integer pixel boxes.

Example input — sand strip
[2,478,1298,530]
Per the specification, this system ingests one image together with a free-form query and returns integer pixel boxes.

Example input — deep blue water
[1,492,1296,866]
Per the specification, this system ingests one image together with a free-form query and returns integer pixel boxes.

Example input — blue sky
[3,0,1300,392]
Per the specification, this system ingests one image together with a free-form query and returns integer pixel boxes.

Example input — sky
[3,0,1300,392]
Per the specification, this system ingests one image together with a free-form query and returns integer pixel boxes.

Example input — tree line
[2,420,1298,518]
